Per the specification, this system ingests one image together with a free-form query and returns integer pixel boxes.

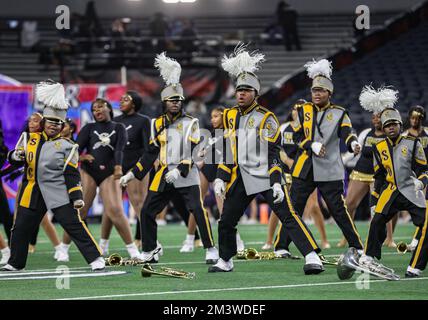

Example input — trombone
[141,264,195,279]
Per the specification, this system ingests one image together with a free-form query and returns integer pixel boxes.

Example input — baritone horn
[141,264,195,279]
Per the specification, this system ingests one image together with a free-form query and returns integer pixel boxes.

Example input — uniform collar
[42,132,61,141]
[165,110,184,124]
[239,100,258,116]
[386,134,402,146]
[314,102,331,111]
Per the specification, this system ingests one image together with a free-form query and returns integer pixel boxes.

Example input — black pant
[367,192,428,270]
[141,184,215,252]
[9,200,101,269]
[134,192,200,241]
[0,181,13,243]
[218,172,320,261]
[275,173,363,251]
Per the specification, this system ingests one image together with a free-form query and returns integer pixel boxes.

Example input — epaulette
[255,105,270,114]
[184,114,194,119]
[403,135,417,141]
[331,105,346,111]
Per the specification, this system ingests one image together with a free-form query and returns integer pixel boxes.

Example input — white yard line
[0,271,127,281]
[56,277,428,300]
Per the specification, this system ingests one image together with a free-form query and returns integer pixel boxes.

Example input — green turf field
[1,221,427,300]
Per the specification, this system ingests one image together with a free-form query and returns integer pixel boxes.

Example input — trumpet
[141,263,195,279]
[396,242,410,254]
[236,248,277,260]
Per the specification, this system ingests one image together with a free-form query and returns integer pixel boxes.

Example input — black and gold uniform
[275,102,364,251]
[131,111,216,255]
[213,101,321,264]
[6,131,101,269]
[369,134,428,272]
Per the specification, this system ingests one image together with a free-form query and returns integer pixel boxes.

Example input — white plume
[359,85,399,113]
[154,52,182,86]
[221,42,265,77]
[35,80,69,110]
[304,59,333,80]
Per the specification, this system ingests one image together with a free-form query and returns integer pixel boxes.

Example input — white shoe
[0,248,10,265]
[409,239,419,252]
[90,257,106,271]
[274,249,291,258]
[208,258,234,272]
[137,249,159,263]
[0,264,21,271]
[55,249,69,262]
[205,247,219,264]
[180,239,194,253]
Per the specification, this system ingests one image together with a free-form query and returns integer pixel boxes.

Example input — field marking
[56,277,428,300]
[0,271,127,281]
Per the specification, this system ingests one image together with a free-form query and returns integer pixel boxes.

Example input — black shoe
[206,259,218,265]
[208,265,233,273]
[303,263,325,275]
[405,271,420,278]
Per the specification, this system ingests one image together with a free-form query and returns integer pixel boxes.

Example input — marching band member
[351,87,428,278]
[100,91,151,254]
[60,97,140,260]
[208,44,323,274]
[120,53,219,264]
[1,80,104,271]
[274,59,364,254]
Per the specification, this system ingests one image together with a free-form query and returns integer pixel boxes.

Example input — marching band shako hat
[221,43,265,94]
[155,52,185,101]
[36,80,69,123]
[359,85,400,128]
[304,59,334,93]
[381,108,402,128]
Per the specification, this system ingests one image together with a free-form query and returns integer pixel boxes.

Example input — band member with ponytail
[60,97,140,260]
[99,91,151,255]
[1,80,104,271]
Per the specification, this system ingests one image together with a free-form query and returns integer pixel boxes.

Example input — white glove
[411,177,425,198]
[73,200,85,210]
[214,178,226,199]
[11,150,25,161]
[351,141,361,153]
[119,171,135,187]
[272,183,285,204]
[311,142,323,156]
[165,168,181,184]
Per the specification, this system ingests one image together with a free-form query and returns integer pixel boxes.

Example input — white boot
[126,243,140,258]
[303,251,324,275]
[99,239,110,256]
[0,247,10,265]
[55,243,70,262]
[180,235,195,253]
